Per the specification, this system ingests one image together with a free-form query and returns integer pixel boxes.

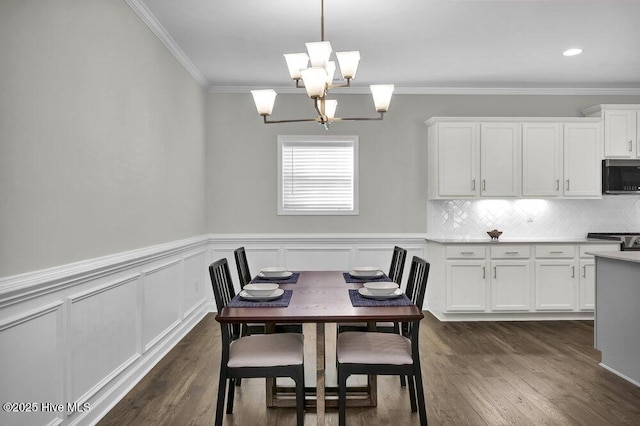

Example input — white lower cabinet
[490,261,531,311]
[446,261,487,311]
[428,241,620,319]
[579,259,595,310]
[535,260,576,310]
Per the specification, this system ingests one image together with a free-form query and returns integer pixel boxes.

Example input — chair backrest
[209,258,237,311]
[209,258,239,350]
[234,247,252,289]
[402,256,430,338]
[388,246,407,284]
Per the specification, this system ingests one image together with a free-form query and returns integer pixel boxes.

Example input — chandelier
[250,0,394,129]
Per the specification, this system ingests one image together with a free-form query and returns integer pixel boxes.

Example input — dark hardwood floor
[99,313,640,425]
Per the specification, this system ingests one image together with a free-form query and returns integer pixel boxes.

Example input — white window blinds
[278,136,359,215]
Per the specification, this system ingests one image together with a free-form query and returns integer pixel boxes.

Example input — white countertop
[588,251,640,264]
[426,237,616,245]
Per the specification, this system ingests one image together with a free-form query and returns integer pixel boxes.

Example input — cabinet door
[490,261,531,311]
[480,123,520,197]
[564,122,602,197]
[535,261,577,310]
[445,261,486,312]
[522,123,563,197]
[437,123,479,197]
[603,110,637,158]
[579,259,595,311]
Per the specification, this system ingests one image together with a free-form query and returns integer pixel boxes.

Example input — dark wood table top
[215,270,424,324]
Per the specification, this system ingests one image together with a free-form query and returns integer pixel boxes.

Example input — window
[278,135,359,215]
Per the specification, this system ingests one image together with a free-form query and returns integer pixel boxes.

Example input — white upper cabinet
[436,123,479,198]
[480,123,521,197]
[522,123,563,197]
[564,122,602,197]
[583,105,640,159]
[427,117,602,200]
[604,110,637,158]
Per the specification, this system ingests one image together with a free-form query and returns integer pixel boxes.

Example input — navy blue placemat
[348,289,414,307]
[227,289,293,308]
[250,272,300,284]
[343,272,392,283]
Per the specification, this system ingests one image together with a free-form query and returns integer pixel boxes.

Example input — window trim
[277,135,359,216]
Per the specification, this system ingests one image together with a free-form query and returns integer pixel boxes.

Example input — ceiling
[133,0,640,93]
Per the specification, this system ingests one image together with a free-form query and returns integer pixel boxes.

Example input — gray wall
[206,91,640,234]
[0,0,207,277]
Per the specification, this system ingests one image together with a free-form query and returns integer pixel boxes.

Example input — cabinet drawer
[579,244,619,258]
[445,246,486,259]
[535,245,576,258]
[490,246,531,259]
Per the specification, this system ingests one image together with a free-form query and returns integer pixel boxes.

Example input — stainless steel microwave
[602,159,640,194]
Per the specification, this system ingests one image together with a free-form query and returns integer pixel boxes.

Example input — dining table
[215,270,425,426]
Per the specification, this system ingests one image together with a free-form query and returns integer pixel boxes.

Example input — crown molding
[125,0,208,88]
[209,85,640,96]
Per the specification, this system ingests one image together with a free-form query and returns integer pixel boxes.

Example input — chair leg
[295,368,305,426]
[407,374,417,412]
[338,366,348,426]
[226,377,236,414]
[413,366,428,425]
[215,370,228,426]
[400,374,407,387]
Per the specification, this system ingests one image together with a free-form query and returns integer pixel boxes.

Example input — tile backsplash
[427,197,640,239]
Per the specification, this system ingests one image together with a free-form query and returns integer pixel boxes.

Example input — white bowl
[260,266,288,277]
[243,283,279,296]
[363,281,399,296]
[353,266,380,273]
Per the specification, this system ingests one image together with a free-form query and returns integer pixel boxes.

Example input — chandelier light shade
[335,51,361,79]
[370,84,395,112]
[284,53,310,79]
[301,67,328,98]
[306,41,333,68]
[250,89,277,115]
[250,0,393,129]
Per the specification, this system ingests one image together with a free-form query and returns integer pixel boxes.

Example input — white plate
[257,271,293,279]
[239,288,285,301]
[243,283,279,296]
[358,287,403,300]
[353,266,380,273]
[363,281,399,295]
[349,270,384,279]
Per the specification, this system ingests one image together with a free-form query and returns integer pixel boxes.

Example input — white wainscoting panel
[285,247,353,271]
[182,250,208,318]
[0,302,64,426]
[0,236,210,426]
[142,260,182,352]
[67,275,140,406]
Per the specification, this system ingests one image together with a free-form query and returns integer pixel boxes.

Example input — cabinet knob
[482,179,486,191]
[556,179,560,191]
[472,179,476,191]
[629,140,633,152]
[566,179,570,191]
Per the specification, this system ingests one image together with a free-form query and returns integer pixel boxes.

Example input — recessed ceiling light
[563,48,583,57]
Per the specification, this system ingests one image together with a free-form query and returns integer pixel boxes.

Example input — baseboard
[598,363,640,388]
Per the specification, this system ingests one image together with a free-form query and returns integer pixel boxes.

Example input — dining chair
[209,258,305,426]
[336,256,430,426]
[233,247,302,336]
[338,245,407,334]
